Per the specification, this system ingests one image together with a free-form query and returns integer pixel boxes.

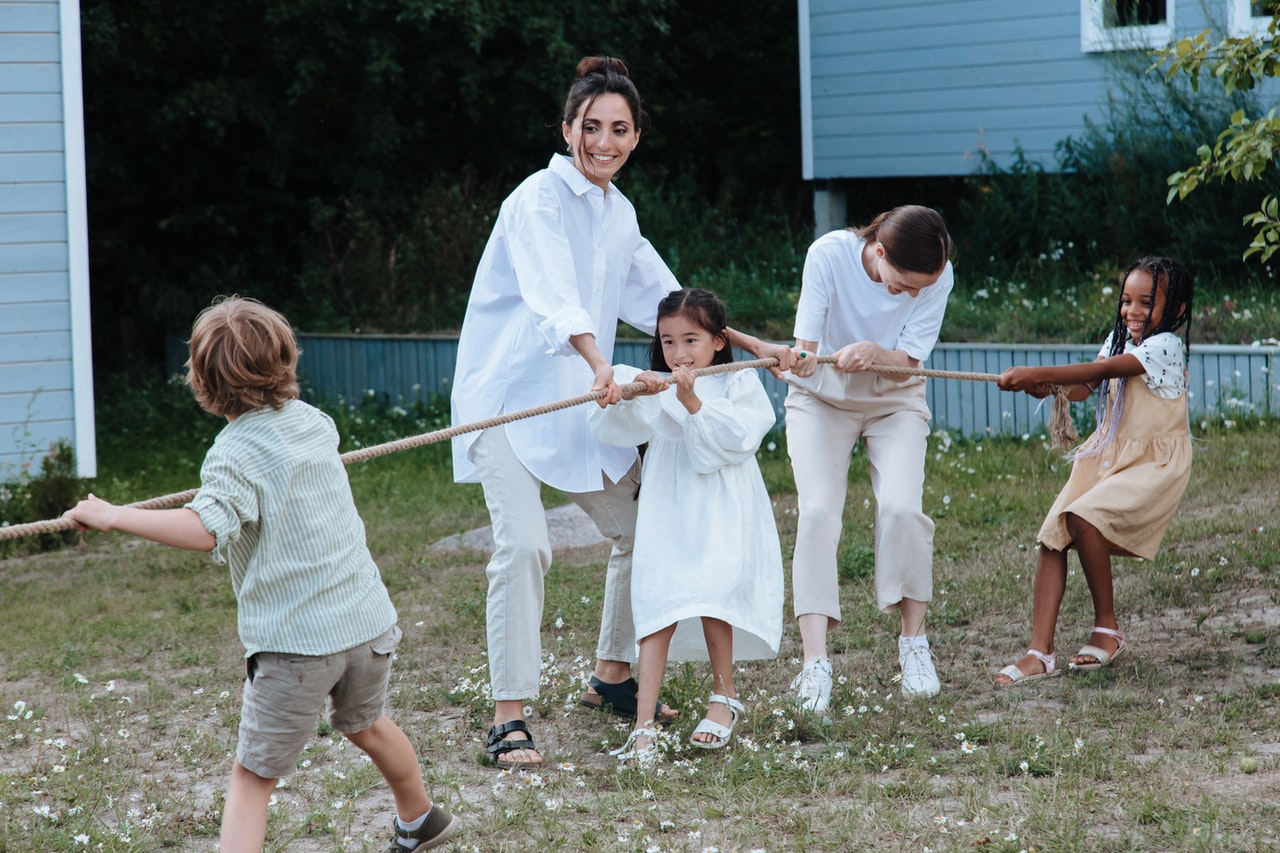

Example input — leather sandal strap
[1091,626,1123,640]
[486,719,533,754]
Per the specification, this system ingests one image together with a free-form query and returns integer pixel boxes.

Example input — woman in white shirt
[451,56,788,769]
[784,206,955,714]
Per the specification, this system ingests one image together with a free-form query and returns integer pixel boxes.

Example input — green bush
[0,440,82,556]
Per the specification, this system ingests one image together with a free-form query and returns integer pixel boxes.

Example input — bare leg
[630,625,676,749]
[344,716,431,820]
[797,612,829,662]
[694,618,737,744]
[994,544,1069,685]
[219,761,277,853]
[899,598,928,637]
[1065,512,1121,665]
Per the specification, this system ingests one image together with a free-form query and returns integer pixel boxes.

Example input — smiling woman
[448,55,681,773]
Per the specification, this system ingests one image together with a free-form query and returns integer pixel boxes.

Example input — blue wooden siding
[0,0,94,482]
[801,0,1247,179]
[275,336,1280,438]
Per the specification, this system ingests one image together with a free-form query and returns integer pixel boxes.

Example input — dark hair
[1082,257,1195,459]
[562,56,647,160]
[851,204,953,275]
[647,289,733,372]
[1102,256,1195,359]
[185,296,300,418]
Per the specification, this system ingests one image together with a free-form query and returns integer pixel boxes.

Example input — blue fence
[255,335,1278,437]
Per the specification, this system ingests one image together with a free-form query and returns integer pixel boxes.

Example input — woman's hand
[619,370,668,400]
[790,347,818,378]
[671,365,701,414]
[833,341,882,373]
[591,363,621,407]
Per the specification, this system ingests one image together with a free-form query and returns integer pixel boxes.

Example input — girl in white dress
[589,289,784,762]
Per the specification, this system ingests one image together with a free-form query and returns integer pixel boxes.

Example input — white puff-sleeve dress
[588,364,784,661]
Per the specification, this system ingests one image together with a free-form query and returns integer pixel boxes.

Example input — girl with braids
[450,57,788,769]
[994,257,1194,686]
[588,290,784,762]
[785,205,955,713]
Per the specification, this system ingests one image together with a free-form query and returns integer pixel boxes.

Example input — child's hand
[617,370,668,401]
[63,494,118,532]
[671,365,701,413]
[998,367,1051,397]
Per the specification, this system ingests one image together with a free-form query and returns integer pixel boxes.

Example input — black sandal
[578,675,671,722]
[485,719,542,770]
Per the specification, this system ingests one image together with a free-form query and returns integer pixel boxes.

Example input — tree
[1155,13,1280,261]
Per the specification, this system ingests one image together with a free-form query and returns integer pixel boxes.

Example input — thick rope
[0,356,1074,542]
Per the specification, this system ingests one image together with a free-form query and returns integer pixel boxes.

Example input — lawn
[1,387,1279,852]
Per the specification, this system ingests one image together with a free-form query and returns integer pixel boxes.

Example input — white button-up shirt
[451,155,680,492]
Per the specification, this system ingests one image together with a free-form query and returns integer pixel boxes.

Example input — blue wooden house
[0,0,94,480]
[799,0,1277,230]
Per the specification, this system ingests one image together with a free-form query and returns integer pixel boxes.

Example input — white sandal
[689,694,743,749]
[611,724,660,764]
[994,648,1058,687]
[1071,626,1126,670]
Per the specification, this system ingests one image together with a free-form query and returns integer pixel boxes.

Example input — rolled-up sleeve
[185,448,258,563]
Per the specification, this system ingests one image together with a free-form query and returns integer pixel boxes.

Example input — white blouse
[793,230,953,362]
[589,366,783,660]
[451,155,680,492]
[1098,331,1188,398]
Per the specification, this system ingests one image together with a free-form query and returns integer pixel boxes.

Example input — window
[1081,0,1175,52]
[1227,0,1280,37]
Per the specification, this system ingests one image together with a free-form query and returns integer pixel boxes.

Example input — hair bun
[576,55,630,79]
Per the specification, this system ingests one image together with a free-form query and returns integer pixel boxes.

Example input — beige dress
[1037,376,1192,559]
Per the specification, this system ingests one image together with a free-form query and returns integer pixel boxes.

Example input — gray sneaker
[898,637,940,698]
[789,658,833,715]
[386,804,460,852]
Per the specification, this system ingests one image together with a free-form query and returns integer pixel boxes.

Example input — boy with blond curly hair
[65,297,457,853]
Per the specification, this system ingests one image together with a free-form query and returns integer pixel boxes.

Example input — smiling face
[862,241,944,298]
[1119,267,1168,345]
[657,311,726,371]
[562,92,639,190]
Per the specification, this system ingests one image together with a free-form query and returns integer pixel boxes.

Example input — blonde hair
[185,296,300,418]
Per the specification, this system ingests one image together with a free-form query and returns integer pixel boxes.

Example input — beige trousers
[471,425,641,700]
[785,370,935,617]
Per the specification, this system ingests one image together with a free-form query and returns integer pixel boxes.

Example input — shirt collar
[548,153,605,198]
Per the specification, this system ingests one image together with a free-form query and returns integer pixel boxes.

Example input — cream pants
[785,371,935,617]
[471,425,641,700]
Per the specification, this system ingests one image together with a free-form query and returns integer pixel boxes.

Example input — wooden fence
[165,333,1274,435]
[169,334,1278,437]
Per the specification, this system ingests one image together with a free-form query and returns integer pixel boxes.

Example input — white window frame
[1081,0,1175,52]
[1227,0,1277,38]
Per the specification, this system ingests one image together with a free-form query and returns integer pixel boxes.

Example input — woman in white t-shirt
[784,206,955,714]
[451,56,787,769]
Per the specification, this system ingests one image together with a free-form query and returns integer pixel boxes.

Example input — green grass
[1,391,1279,851]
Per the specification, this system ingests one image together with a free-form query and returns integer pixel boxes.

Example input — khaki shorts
[236,624,401,779]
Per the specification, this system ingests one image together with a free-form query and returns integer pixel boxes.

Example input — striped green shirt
[187,399,397,657]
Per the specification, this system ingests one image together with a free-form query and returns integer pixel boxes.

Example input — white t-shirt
[1097,331,1187,398]
[451,154,680,491]
[793,230,953,361]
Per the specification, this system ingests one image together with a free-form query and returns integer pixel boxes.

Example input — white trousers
[471,425,641,700]
[785,371,935,617]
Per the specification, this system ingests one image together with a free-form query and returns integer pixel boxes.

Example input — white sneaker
[789,658,833,715]
[898,636,941,698]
